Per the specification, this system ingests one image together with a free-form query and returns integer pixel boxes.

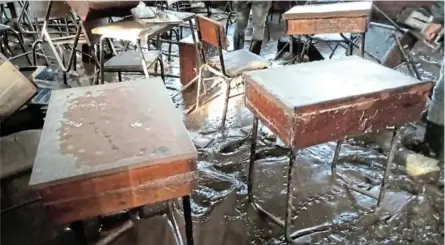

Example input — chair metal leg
[220,78,231,130]
[182,196,194,245]
[331,139,343,179]
[195,65,203,109]
[136,39,150,79]
[158,57,165,83]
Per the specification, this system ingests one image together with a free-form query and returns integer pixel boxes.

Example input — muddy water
[1,14,444,245]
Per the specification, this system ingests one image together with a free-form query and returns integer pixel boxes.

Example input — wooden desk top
[283,1,372,20]
[244,56,429,112]
[91,11,195,40]
[29,78,197,189]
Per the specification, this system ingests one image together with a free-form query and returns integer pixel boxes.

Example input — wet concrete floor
[1,11,444,245]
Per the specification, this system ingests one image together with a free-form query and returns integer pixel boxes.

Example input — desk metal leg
[182,195,194,245]
[99,36,105,84]
[331,139,343,178]
[360,33,365,58]
[248,116,259,203]
[331,127,400,209]
[377,127,399,206]
[248,117,335,243]
[284,148,297,243]
[70,220,87,245]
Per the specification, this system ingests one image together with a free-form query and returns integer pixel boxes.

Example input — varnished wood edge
[30,155,198,190]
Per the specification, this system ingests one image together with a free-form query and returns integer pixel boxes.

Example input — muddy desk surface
[283,1,373,20]
[91,11,195,41]
[29,77,198,223]
[244,56,433,149]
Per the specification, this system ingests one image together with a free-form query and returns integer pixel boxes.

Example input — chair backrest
[195,14,228,50]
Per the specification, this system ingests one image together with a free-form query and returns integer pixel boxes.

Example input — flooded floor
[1,11,444,245]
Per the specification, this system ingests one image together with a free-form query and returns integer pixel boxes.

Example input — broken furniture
[282,1,372,62]
[29,77,197,245]
[0,53,37,122]
[243,56,432,243]
[175,15,271,129]
[91,10,197,84]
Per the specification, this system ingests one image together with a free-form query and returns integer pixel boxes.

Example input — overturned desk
[29,78,197,245]
[243,56,432,243]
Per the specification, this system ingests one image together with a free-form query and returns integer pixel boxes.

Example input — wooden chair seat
[104,50,161,73]
[1,130,41,180]
[208,49,271,77]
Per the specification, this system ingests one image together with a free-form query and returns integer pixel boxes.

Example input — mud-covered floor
[1,11,444,245]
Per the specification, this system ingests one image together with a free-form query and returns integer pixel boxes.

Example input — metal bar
[344,183,378,199]
[253,202,285,227]
[0,197,41,214]
[248,117,259,203]
[372,6,406,35]
[166,201,185,245]
[289,222,332,239]
[221,78,231,130]
[94,220,133,245]
[377,127,400,206]
[331,140,343,178]
[182,196,194,245]
[392,33,421,80]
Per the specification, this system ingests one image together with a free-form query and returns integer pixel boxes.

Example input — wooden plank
[282,2,372,20]
[179,36,200,86]
[244,56,433,149]
[0,54,37,122]
[286,16,368,35]
[29,78,197,189]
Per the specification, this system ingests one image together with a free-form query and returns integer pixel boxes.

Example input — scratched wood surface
[282,2,372,20]
[244,56,433,148]
[29,77,197,189]
[286,16,368,35]
[40,159,197,224]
